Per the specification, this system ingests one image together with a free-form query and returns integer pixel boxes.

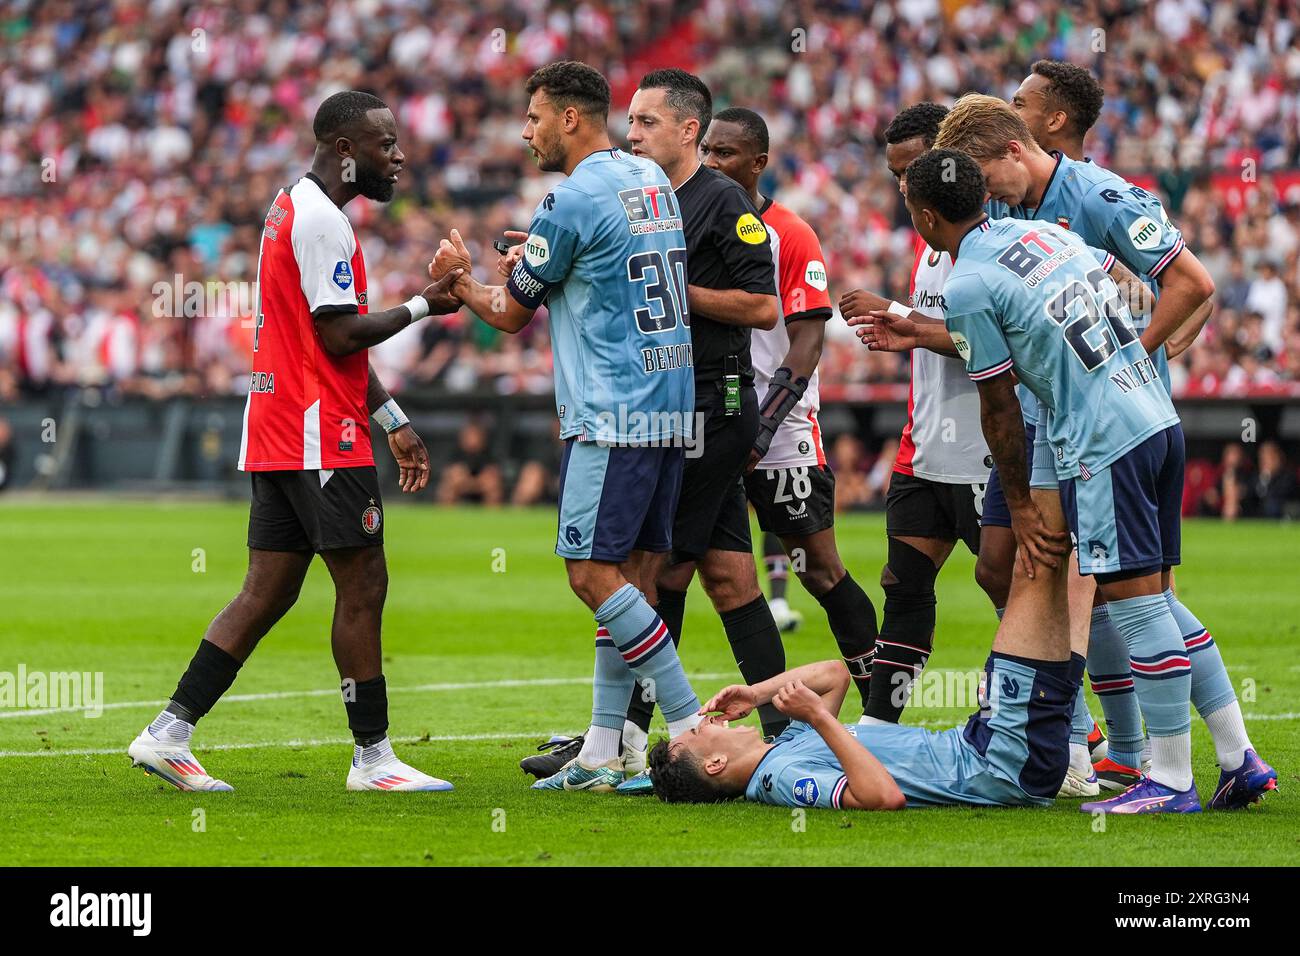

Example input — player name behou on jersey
[238,175,375,473]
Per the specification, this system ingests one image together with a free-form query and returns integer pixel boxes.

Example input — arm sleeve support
[753,366,809,460]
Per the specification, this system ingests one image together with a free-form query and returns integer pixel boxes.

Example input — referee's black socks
[721,596,788,737]
[865,538,938,723]
[813,572,879,715]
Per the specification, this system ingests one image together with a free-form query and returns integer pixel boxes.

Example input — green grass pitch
[1,500,1296,866]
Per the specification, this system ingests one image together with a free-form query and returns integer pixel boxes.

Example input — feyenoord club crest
[1057,216,1071,230]
[927,249,942,267]
[361,502,382,535]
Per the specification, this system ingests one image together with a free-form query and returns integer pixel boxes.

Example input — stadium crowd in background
[2,0,1299,509]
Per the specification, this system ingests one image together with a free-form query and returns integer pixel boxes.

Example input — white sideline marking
[0,672,737,720]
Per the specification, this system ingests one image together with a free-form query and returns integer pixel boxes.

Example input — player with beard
[516,69,786,785]
[128,91,464,793]
[432,62,705,793]
[697,107,881,717]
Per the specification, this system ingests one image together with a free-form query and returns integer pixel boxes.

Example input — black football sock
[721,596,788,737]
[625,587,687,735]
[763,533,789,602]
[813,572,879,714]
[865,538,938,723]
[167,639,242,724]
[344,675,389,747]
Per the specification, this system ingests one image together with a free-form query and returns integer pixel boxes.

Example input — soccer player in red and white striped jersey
[128,91,464,794]
[700,108,882,717]
[840,103,992,726]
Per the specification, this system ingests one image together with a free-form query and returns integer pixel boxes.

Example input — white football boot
[346,738,453,792]
[128,726,234,793]
[769,597,804,633]
[1057,764,1101,798]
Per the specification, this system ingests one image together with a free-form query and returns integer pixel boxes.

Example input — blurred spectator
[436,418,504,507]
[1245,440,1298,517]
[0,418,12,492]
[830,433,873,511]
[4,0,1300,404]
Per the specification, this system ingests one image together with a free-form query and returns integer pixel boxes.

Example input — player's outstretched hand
[838,288,891,320]
[700,684,758,722]
[388,424,430,493]
[850,309,918,352]
[496,229,529,279]
[420,268,463,315]
[429,228,473,281]
[1009,502,1070,579]
[771,680,827,723]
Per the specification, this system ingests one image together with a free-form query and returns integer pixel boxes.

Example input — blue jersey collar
[952,215,991,262]
[1021,150,1065,217]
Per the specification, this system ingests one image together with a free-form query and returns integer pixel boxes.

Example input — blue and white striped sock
[1163,589,1252,768]
[1085,605,1144,769]
[1163,588,1237,717]
[1107,593,1193,790]
[581,624,638,765]
[595,583,700,729]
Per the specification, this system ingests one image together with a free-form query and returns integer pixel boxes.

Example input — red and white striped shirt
[238,174,373,472]
[893,236,990,484]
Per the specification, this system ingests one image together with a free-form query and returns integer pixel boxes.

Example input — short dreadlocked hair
[646,739,741,804]
[1031,60,1105,138]
[903,149,986,224]
[313,91,389,143]
[884,102,950,148]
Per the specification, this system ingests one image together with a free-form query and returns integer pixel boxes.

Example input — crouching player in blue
[432,61,705,791]
[909,148,1277,813]
[648,605,1083,809]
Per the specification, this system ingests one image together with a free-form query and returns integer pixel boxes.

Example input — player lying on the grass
[128,91,465,793]
[903,147,1276,812]
[649,577,1084,811]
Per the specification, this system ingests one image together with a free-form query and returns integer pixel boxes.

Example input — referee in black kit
[618,68,790,744]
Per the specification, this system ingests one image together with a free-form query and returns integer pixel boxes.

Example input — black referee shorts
[671,383,758,563]
[247,466,384,553]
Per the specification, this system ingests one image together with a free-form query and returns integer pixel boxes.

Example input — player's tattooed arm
[688,285,779,329]
[312,270,463,356]
[1142,246,1216,354]
[1105,259,1154,319]
[976,373,1069,577]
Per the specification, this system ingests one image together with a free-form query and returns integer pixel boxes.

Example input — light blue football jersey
[506,148,694,444]
[1012,153,1186,392]
[943,217,1179,481]
[744,720,1041,809]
